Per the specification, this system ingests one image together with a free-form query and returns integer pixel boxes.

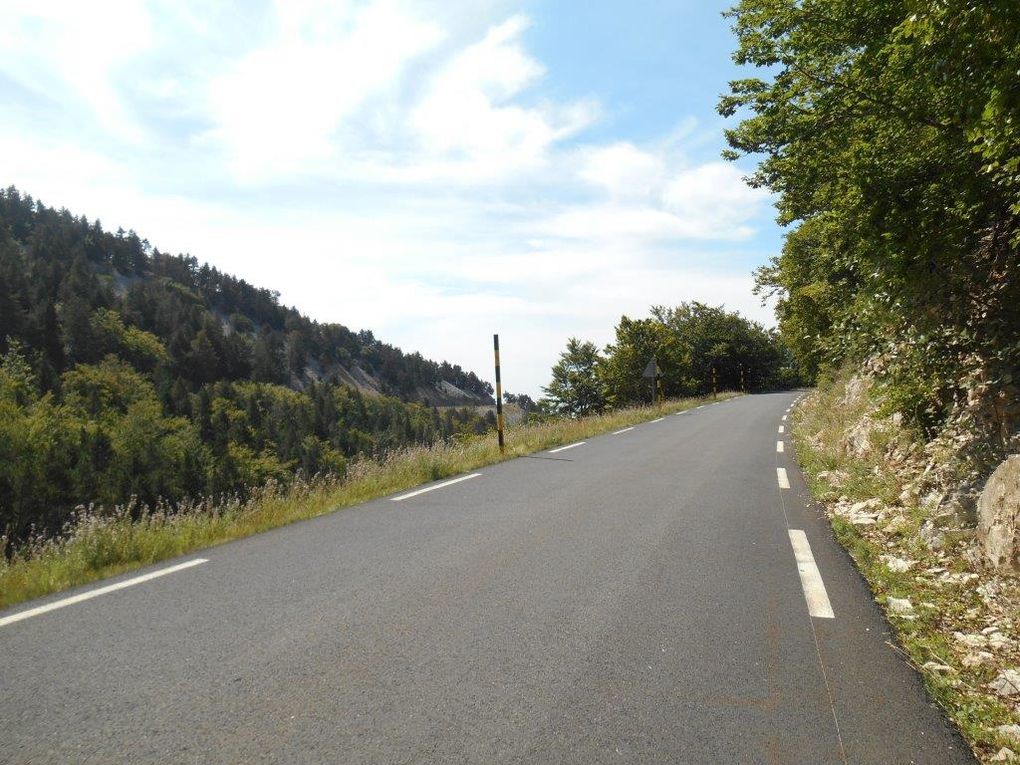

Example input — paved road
[0,392,974,764]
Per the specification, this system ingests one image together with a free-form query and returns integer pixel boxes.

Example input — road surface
[0,392,973,763]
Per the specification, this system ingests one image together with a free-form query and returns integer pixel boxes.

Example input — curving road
[0,392,974,763]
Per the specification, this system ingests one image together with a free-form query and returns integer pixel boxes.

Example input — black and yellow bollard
[493,334,505,453]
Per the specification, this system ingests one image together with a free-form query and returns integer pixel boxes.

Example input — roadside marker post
[493,334,505,453]
[642,357,660,406]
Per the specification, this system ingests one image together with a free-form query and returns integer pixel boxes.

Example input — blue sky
[0,0,780,396]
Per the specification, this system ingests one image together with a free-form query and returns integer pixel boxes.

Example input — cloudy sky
[0,0,779,396]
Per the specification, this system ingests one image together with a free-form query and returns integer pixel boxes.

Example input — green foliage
[542,303,799,412]
[0,188,498,550]
[542,338,607,417]
[722,0,1020,430]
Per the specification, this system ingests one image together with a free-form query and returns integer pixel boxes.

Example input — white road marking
[391,473,481,501]
[649,417,664,423]
[613,427,634,435]
[789,530,835,618]
[549,441,585,454]
[777,467,790,489]
[0,558,209,628]
[777,441,784,453]
[778,425,785,434]
[782,414,787,421]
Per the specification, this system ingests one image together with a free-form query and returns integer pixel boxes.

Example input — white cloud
[408,15,596,180]
[204,0,444,182]
[0,2,777,395]
[0,0,152,140]
[662,162,764,237]
[578,142,664,199]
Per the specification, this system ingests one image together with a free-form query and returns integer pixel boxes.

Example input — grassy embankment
[793,375,1018,762]
[0,392,739,611]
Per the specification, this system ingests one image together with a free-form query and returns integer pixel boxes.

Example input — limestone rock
[997,725,1020,745]
[961,651,994,668]
[989,669,1020,697]
[886,597,914,616]
[953,632,988,649]
[990,747,1017,762]
[880,555,913,573]
[977,455,1020,569]
[884,514,911,533]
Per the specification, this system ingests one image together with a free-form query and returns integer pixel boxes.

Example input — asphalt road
[0,392,974,764]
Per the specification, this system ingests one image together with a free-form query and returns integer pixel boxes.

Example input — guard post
[493,334,505,453]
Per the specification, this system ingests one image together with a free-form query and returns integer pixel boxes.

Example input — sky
[0,0,781,396]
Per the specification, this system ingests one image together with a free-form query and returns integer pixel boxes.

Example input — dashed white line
[778,425,785,434]
[777,467,790,489]
[0,558,209,628]
[613,427,634,435]
[391,473,481,501]
[549,441,585,454]
[789,530,835,618]
[649,417,664,423]
[776,441,784,453]
[782,414,788,421]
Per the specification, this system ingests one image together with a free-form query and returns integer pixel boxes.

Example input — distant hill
[0,186,494,543]
[0,187,492,405]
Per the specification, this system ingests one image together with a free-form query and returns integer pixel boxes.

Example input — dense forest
[721,1,1020,444]
[540,303,799,416]
[0,187,495,546]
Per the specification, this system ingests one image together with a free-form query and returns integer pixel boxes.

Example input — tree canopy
[0,188,495,548]
[540,303,799,415]
[721,0,1020,433]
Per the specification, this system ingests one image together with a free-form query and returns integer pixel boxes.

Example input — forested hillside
[0,187,494,546]
[721,0,1020,454]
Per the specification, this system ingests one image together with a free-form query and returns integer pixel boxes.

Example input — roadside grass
[0,392,739,611]
[793,376,1017,762]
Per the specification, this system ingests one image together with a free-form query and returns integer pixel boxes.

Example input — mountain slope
[0,186,494,545]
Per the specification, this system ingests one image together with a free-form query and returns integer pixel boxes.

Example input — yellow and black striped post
[493,334,505,453]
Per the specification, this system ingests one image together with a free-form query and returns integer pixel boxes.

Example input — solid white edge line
[777,467,790,489]
[613,427,635,435]
[789,530,835,619]
[391,473,481,501]
[549,441,585,454]
[778,425,785,434]
[649,417,664,423]
[0,558,209,628]
[777,441,784,453]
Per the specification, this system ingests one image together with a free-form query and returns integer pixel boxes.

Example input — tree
[720,0,1020,432]
[542,338,606,417]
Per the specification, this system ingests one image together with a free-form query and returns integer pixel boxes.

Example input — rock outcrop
[977,455,1020,569]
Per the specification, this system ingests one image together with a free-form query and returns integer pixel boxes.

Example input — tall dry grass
[0,392,738,610]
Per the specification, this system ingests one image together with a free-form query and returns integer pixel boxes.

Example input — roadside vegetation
[0,391,738,611]
[794,372,1020,763]
[724,7,1020,757]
